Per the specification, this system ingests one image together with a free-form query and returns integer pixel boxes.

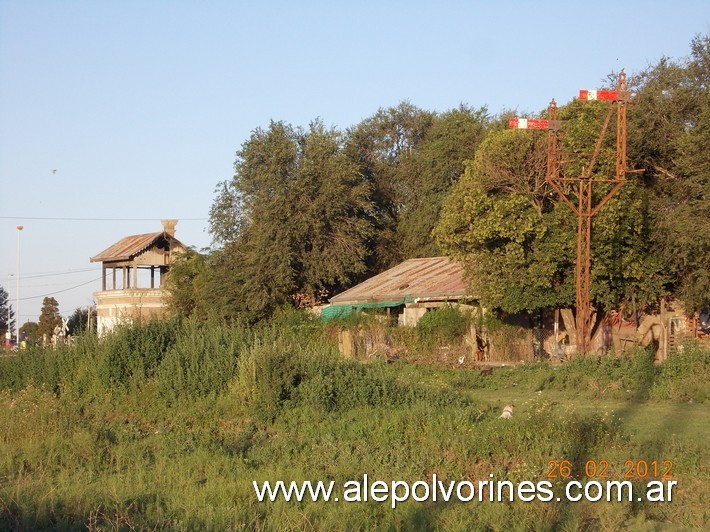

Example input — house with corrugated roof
[325,256,473,326]
[90,219,186,334]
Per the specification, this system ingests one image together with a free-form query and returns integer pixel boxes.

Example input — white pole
[16,225,23,346]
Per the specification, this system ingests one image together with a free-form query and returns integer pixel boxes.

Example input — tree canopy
[67,307,96,336]
[628,34,710,311]
[434,129,577,313]
[435,80,667,314]
[170,34,708,323]
[208,120,373,321]
[434,37,708,317]
[345,102,490,269]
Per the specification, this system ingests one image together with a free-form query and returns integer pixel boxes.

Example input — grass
[0,315,708,530]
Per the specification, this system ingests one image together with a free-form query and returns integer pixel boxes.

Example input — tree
[435,96,662,315]
[164,248,208,319]
[435,129,577,313]
[67,307,97,336]
[345,101,437,269]
[19,321,39,344]
[344,102,491,269]
[37,297,62,340]
[208,120,373,321]
[0,285,15,339]
[395,105,491,258]
[628,34,710,312]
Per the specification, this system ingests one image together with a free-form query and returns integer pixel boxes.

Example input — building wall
[399,306,427,327]
[397,301,478,327]
[94,289,165,335]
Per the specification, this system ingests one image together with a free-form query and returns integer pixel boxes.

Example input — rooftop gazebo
[90,219,186,333]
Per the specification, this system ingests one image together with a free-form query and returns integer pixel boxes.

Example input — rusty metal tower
[510,70,631,354]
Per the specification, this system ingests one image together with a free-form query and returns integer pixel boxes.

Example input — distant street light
[16,225,23,346]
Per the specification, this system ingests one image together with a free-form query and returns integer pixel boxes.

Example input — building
[326,256,472,326]
[90,219,186,334]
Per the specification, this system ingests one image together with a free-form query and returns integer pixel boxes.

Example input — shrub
[96,319,181,391]
[0,345,63,392]
[416,305,470,344]
[651,343,710,402]
[551,348,659,400]
[293,359,408,411]
[231,337,312,421]
[156,321,253,402]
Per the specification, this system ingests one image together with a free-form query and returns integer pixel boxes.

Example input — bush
[293,359,408,411]
[231,337,314,421]
[156,321,253,402]
[0,345,64,392]
[651,343,710,402]
[97,319,181,391]
[551,348,659,400]
[416,305,470,344]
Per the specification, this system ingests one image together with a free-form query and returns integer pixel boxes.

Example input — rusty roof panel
[330,257,469,304]
[91,232,166,262]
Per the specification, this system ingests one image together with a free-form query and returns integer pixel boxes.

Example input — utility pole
[16,225,23,347]
[510,70,631,354]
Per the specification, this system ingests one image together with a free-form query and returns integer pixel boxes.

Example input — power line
[18,280,97,289]
[18,277,102,301]
[2,267,99,280]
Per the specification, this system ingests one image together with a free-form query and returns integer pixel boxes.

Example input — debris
[499,404,515,419]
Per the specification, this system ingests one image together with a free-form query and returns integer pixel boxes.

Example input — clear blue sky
[1,0,708,323]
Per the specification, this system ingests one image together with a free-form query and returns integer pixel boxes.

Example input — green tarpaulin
[320,300,410,322]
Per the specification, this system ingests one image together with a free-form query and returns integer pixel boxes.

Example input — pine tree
[37,297,62,340]
[0,285,15,339]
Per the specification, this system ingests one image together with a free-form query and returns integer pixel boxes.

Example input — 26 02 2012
[546,459,674,479]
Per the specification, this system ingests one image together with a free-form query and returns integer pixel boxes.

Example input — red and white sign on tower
[579,89,620,101]
[509,117,550,129]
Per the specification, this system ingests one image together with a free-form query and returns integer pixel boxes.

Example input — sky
[1,0,708,325]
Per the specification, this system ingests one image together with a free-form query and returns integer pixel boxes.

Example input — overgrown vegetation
[0,317,707,529]
[416,305,471,345]
[2,32,709,532]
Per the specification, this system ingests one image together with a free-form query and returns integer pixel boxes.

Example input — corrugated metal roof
[330,256,469,305]
[90,232,180,263]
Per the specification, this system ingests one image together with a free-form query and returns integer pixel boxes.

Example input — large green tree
[345,101,436,270]
[208,120,373,321]
[164,248,209,319]
[395,105,491,258]
[628,34,710,312]
[435,129,576,313]
[0,285,14,339]
[436,95,662,315]
[345,101,490,269]
[67,307,97,336]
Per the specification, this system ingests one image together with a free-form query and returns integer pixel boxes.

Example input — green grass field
[0,316,707,530]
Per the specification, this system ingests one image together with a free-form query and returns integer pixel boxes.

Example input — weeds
[416,305,471,345]
[0,314,707,530]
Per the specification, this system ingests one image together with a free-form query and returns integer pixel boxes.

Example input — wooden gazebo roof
[90,232,184,263]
